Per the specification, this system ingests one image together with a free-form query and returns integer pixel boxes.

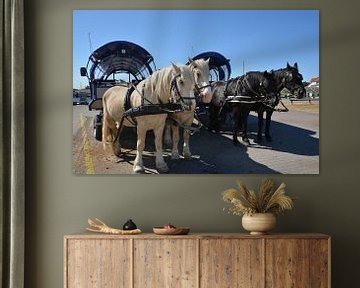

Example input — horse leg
[257,108,264,143]
[154,123,169,173]
[265,110,274,142]
[171,125,180,160]
[232,106,241,145]
[241,109,251,145]
[182,116,194,159]
[163,122,172,147]
[111,126,123,157]
[133,124,146,173]
[209,104,220,133]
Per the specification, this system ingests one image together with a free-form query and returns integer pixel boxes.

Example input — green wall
[25,0,360,287]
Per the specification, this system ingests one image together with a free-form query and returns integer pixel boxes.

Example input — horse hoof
[183,153,192,160]
[255,136,263,143]
[112,147,122,157]
[242,138,250,145]
[133,166,145,174]
[266,136,272,142]
[171,152,180,160]
[233,139,240,146]
[157,164,169,173]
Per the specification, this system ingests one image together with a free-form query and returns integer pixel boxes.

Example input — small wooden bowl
[153,227,190,235]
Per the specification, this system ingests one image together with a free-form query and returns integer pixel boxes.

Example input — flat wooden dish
[153,227,190,235]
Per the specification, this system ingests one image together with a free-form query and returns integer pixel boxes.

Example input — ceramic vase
[242,213,276,235]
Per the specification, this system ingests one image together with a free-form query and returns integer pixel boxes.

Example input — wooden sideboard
[64,233,330,288]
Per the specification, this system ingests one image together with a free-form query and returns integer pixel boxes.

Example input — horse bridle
[170,73,196,110]
[194,83,212,94]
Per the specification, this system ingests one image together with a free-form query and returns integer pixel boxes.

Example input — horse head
[188,58,213,104]
[169,63,195,110]
[281,62,306,98]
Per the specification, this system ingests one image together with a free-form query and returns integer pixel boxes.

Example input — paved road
[72,104,319,174]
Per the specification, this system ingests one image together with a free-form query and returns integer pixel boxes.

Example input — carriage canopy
[191,51,231,81]
[81,41,157,111]
[85,40,157,82]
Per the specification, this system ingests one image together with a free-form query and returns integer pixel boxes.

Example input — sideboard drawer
[65,239,131,288]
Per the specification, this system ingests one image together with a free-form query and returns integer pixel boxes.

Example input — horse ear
[264,70,268,76]
[171,62,181,75]
[294,62,298,70]
[205,57,210,64]
[188,57,197,69]
[287,62,291,68]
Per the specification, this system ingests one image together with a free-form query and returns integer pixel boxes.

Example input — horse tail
[102,91,110,151]
[102,88,124,157]
[102,90,116,150]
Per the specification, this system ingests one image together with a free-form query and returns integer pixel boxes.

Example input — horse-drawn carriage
[80,40,157,140]
[80,42,232,141]
[79,41,305,173]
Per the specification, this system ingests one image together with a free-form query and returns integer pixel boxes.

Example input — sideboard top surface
[64,232,330,240]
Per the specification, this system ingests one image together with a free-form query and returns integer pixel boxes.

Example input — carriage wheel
[94,113,103,141]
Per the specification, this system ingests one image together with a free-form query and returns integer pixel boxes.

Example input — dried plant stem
[222,179,294,216]
[86,218,142,235]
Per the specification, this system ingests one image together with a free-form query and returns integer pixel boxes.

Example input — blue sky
[73,10,319,88]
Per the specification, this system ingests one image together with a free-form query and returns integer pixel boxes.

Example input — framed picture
[73,10,319,174]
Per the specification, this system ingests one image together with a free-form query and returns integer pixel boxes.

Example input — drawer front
[133,239,198,288]
[200,239,264,288]
[65,239,131,288]
[265,239,329,288]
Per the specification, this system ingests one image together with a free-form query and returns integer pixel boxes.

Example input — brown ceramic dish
[153,227,190,235]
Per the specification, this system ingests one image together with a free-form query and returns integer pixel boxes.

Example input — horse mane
[139,64,185,104]
[188,58,209,72]
[224,71,274,96]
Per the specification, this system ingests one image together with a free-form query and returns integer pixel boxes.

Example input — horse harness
[215,74,288,118]
[115,74,200,139]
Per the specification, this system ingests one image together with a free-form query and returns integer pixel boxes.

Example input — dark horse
[210,70,278,145]
[256,62,306,142]
[209,62,306,144]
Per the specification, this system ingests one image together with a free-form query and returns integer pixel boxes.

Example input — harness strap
[170,114,203,136]
[195,83,212,95]
[260,98,289,112]
[170,74,182,103]
[124,85,135,112]
[243,75,265,99]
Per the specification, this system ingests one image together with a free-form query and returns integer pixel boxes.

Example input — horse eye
[179,79,184,85]
[196,71,201,78]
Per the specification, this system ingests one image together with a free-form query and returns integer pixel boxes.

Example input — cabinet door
[309,239,330,288]
[65,239,131,288]
[265,239,324,288]
[133,239,198,288]
[200,239,264,288]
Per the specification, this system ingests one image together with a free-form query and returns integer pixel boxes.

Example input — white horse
[102,63,195,173]
[165,58,212,159]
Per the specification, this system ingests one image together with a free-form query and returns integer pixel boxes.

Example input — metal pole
[88,32,93,54]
